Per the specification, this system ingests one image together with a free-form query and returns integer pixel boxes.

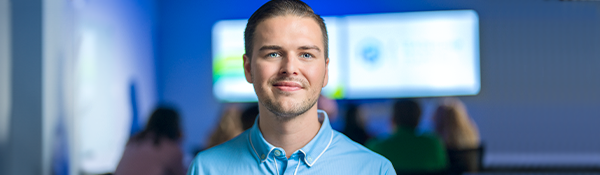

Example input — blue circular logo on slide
[358,38,383,68]
[363,45,379,63]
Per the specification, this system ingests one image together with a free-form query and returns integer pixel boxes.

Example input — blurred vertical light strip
[0,0,11,174]
[70,0,159,173]
[44,0,73,175]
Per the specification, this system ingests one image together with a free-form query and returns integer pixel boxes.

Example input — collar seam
[305,130,334,167]
[249,131,262,164]
[264,147,277,163]
[250,128,279,164]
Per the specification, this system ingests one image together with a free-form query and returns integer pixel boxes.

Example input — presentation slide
[212,10,480,102]
[344,10,480,98]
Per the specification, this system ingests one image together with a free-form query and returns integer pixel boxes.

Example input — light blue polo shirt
[188,110,396,175]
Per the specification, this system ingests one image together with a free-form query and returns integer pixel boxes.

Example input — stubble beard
[257,76,320,122]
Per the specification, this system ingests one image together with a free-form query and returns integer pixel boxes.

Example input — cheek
[254,63,277,85]
[305,66,326,86]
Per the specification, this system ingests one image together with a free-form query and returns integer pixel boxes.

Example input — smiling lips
[273,81,303,91]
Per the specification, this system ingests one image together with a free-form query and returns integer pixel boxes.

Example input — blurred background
[1,0,600,174]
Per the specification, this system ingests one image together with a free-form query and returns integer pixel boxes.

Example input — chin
[277,99,301,110]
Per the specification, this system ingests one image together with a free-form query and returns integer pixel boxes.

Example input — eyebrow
[258,45,282,51]
[258,45,321,53]
[298,45,321,53]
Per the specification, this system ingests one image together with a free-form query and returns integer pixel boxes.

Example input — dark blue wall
[157,0,600,162]
[5,0,43,174]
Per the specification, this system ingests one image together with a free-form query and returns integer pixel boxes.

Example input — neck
[258,105,321,159]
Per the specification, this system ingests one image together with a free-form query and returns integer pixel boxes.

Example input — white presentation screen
[212,10,480,102]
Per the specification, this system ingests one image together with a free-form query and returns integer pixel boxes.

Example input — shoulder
[419,132,446,146]
[193,130,252,161]
[188,130,256,174]
[365,137,385,151]
[322,131,396,174]
[156,139,184,158]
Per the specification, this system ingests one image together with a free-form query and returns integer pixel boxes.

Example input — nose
[280,55,299,76]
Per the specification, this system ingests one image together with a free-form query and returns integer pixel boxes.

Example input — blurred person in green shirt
[367,99,448,174]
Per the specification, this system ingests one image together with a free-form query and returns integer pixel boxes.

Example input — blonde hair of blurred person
[206,104,244,149]
[433,97,480,150]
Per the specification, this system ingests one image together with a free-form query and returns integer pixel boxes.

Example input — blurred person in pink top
[115,107,186,175]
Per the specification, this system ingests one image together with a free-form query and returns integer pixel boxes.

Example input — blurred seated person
[342,103,369,145]
[115,107,186,175]
[367,99,448,174]
[240,104,259,131]
[206,104,244,149]
[318,94,344,130]
[318,94,339,122]
[433,97,481,174]
[193,104,250,156]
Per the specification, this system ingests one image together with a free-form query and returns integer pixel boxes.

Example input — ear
[243,54,253,83]
[322,58,329,87]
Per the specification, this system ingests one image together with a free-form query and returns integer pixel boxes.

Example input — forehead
[253,15,324,50]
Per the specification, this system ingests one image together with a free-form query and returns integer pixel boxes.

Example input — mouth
[272,81,303,92]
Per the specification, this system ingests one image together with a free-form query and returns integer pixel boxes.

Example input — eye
[300,53,313,59]
[268,52,280,58]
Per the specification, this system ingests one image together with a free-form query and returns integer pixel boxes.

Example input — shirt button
[274,150,281,157]
[307,156,312,162]
[261,154,266,159]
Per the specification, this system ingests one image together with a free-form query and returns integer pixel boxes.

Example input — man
[188,0,395,174]
[367,99,448,174]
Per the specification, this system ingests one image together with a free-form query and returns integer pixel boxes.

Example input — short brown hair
[244,0,328,60]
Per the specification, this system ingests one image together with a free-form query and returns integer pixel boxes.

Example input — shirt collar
[248,110,334,167]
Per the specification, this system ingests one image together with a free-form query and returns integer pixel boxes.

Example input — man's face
[243,15,329,120]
